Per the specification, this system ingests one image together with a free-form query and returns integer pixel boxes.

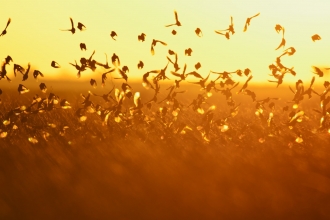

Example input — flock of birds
[0,11,329,146]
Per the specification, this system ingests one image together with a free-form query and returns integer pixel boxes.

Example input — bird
[60,17,75,34]
[280,47,296,57]
[77,22,86,31]
[311,34,321,42]
[151,39,167,55]
[185,48,192,56]
[275,24,283,33]
[90,79,97,88]
[165,10,181,27]
[101,68,115,86]
[237,75,253,94]
[22,63,30,81]
[80,43,87,51]
[0,18,11,37]
[275,28,286,50]
[51,61,60,68]
[137,61,144,69]
[138,33,146,42]
[312,66,324,77]
[111,53,120,66]
[214,30,230,40]
[39,83,47,93]
[110,31,117,40]
[18,84,29,94]
[245,90,256,102]
[13,64,24,76]
[243,13,260,32]
[195,62,201,70]
[33,70,44,80]
[195,28,203,37]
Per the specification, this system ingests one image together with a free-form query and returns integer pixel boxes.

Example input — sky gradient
[0,0,329,83]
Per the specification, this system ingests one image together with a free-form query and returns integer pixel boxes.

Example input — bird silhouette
[101,68,115,86]
[195,62,201,70]
[90,79,97,88]
[237,75,253,94]
[60,17,75,34]
[22,63,30,81]
[39,83,47,93]
[151,39,167,55]
[185,48,192,56]
[195,28,203,37]
[165,10,181,27]
[312,66,324,77]
[13,64,24,77]
[214,30,230,40]
[275,24,283,33]
[77,22,86,31]
[138,33,146,42]
[80,43,87,51]
[243,13,260,32]
[18,84,29,94]
[111,53,120,66]
[0,18,11,37]
[51,61,60,68]
[311,34,321,42]
[275,28,286,50]
[33,70,44,80]
[110,31,117,40]
[137,61,144,69]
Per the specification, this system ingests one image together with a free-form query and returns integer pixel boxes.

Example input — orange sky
[0,0,329,84]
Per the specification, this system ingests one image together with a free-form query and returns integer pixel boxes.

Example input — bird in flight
[151,39,167,55]
[243,13,260,32]
[60,17,75,34]
[138,33,146,42]
[275,28,286,50]
[110,31,117,40]
[275,24,283,33]
[311,34,321,42]
[165,10,181,27]
[80,43,87,51]
[195,28,203,37]
[51,61,61,68]
[0,18,11,37]
[77,22,86,31]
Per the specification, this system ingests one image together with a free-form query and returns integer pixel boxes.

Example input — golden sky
[1,0,329,83]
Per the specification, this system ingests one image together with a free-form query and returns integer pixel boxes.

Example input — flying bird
[195,28,203,37]
[51,61,60,68]
[275,28,286,50]
[138,33,146,42]
[110,31,117,40]
[165,10,181,27]
[311,34,321,42]
[275,24,283,33]
[0,18,11,37]
[80,43,87,51]
[151,39,167,55]
[185,48,192,56]
[33,70,44,80]
[312,66,324,77]
[77,22,86,31]
[60,17,75,34]
[137,61,144,69]
[39,83,47,93]
[243,13,260,32]
[18,84,29,94]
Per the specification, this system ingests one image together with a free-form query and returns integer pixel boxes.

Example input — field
[0,81,330,219]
